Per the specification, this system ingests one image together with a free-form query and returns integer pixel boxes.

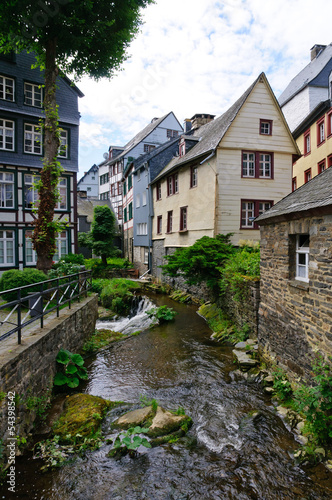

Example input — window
[179,141,185,157]
[123,180,127,195]
[137,223,147,235]
[292,177,297,192]
[190,166,198,188]
[0,119,14,151]
[24,82,42,107]
[118,205,123,219]
[137,169,141,181]
[157,215,162,234]
[117,182,122,195]
[142,191,147,206]
[24,123,42,155]
[241,200,272,229]
[58,129,68,158]
[24,174,40,208]
[304,129,311,155]
[128,175,132,190]
[328,154,332,169]
[100,173,109,185]
[111,183,115,197]
[242,151,273,178]
[124,207,127,223]
[53,232,68,262]
[167,211,173,233]
[167,174,178,196]
[56,178,67,210]
[144,247,149,264]
[0,75,14,102]
[128,202,133,220]
[24,230,37,265]
[100,191,109,200]
[318,159,326,174]
[156,181,161,201]
[304,168,311,184]
[118,162,122,173]
[136,193,140,208]
[0,230,15,266]
[180,207,187,231]
[0,172,14,208]
[296,234,309,282]
[87,187,91,191]
[167,129,178,138]
[260,119,272,135]
[317,117,325,146]
[327,110,332,137]
[144,144,155,153]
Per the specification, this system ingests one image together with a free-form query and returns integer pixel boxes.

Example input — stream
[9,294,332,499]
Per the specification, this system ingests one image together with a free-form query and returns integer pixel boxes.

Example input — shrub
[219,245,260,301]
[90,279,109,295]
[272,367,293,402]
[84,258,132,278]
[0,268,48,302]
[62,253,85,265]
[100,278,141,315]
[48,261,81,278]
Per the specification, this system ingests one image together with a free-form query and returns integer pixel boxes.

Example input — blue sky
[76,0,332,179]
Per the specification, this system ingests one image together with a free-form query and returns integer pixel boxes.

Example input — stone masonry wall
[258,214,332,380]
[0,295,98,445]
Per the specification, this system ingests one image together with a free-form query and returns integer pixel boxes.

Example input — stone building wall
[258,214,332,380]
[0,295,98,446]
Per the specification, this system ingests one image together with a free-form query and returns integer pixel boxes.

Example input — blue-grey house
[0,51,83,270]
[131,137,182,275]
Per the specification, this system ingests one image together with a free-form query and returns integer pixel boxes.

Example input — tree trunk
[32,38,60,273]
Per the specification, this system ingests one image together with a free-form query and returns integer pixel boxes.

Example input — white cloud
[77,0,332,176]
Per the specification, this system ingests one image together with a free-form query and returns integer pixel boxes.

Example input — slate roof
[256,167,332,224]
[279,43,332,107]
[107,112,181,164]
[152,74,264,182]
[77,163,99,185]
[131,136,181,181]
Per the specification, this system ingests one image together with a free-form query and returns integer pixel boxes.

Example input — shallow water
[8,294,332,499]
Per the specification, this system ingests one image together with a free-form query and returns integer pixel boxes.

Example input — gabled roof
[153,72,297,182]
[279,43,332,107]
[77,164,99,185]
[107,111,182,165]
[256,167,332,224]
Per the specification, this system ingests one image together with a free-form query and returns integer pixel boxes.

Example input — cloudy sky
[77,0,332,178]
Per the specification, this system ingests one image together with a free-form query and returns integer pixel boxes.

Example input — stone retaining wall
[0,294,98,446]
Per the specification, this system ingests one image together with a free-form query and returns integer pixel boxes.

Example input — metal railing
[0,270,92,344]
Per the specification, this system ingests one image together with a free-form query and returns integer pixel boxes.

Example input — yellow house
[292,101,332,189]
[151,73,300,276]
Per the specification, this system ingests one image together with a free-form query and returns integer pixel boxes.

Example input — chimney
[183,118,192,133]
[310,44,326,61]
[190,113,215,131]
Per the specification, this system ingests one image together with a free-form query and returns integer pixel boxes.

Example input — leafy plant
[109,426,151,458]
[294,356,332,445]
[53,349,88,389]
[90,279,109,295]
[272,367,293,402]
[146,305,177,323]
[0,268,47,302]
[48,261,81,278]
[161,234,235,294]
[139,395,158,413]
[100,278,141,315]
[219,245,260,301]
[24,389,51,420]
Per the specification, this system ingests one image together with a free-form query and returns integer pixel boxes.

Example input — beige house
[151,73,300,277]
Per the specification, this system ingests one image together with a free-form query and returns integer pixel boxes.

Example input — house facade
[151,74,299,278]
[256,167,332,379]
[0,51,83,271]
[77,163,99,198]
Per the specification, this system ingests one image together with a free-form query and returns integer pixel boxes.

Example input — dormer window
[179,139,185,157]
[260,119,272,136]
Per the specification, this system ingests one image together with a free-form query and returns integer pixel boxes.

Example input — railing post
[68,275,71,309]
[56,277,60,317]
[17,288,21,345]
[40,282,44,329]
[77,272,80,302]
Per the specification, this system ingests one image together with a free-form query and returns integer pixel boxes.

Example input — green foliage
[0,392,5,403]
[82,329,124,354]
[0,268,48,301]
[100,278,141,315]
[84,258,132,278]
[219,245,260,301]
[48,261,81,278]
[24,390,51,420]
[161,234,235,293]
[272,368,294,402]
[90,279,109,295]
[139,395,158,413]
[294,357,332,445]
[90,206,118,264]
[53,349,88,389]
[146,305,177,323]
[199,303,251,344]
[109,426,151,458]
[62,253,85,265]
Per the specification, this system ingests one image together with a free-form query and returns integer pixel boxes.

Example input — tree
[78,205,118,265]
[161,234,235,295]
[0,0,153,272]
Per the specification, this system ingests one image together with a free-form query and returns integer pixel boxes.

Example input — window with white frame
[190,166,198,188]
[25,230,37,265]
[0,172,14,208]
[58,129,68,158]
[144,247,149,264]
[24,123,42,155]
[242,151,273,178]
[24,82,42,107]
[180,206,187,231]
[137,223,147,235]
[24,174,40,208]
[136,193,140,208]
[142,191,147,206]
[0,119,14,151]
[260,119,272,135]
[0,230,15,265]
[56,178,67,210]
[0,75,14,102]
[241,200,272,228]
[296,234,309,282]
[53,232,68,262]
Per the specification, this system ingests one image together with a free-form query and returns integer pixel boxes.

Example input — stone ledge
[288,279,309,292]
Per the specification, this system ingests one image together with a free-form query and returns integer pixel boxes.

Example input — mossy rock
[198,303,220,322]
[52,394,112,442]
